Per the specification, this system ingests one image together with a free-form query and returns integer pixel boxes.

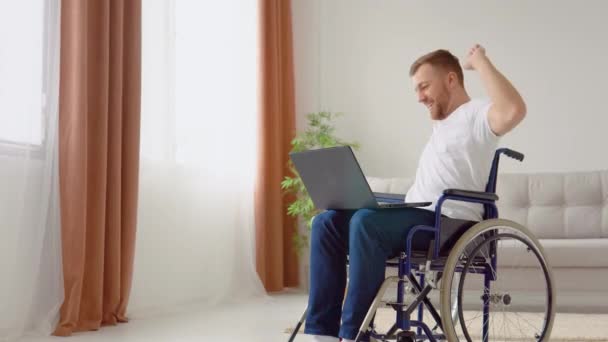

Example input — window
[174,1,258,168]
[0,1,48,148]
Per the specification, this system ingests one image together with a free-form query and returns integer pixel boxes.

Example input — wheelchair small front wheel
[439,219,556,342]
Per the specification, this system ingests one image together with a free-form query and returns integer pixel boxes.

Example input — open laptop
[289,146,432,210]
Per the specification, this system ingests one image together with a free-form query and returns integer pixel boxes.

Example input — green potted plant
[281,111,359,254]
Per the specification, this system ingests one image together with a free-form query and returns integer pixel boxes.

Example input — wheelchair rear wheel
[439,219,555,342]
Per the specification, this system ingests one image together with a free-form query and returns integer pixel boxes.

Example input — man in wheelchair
[302,45,532,342]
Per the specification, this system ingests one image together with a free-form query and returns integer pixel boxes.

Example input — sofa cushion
[497,171,608,239]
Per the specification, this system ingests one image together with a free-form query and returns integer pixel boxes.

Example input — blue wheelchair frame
[361,148,524,342]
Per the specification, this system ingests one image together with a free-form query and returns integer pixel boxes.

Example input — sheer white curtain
[0,0,63,340]
[132,0,264,313]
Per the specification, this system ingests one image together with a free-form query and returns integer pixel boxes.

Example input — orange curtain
[255,0,299,291]
[54,0,141,336]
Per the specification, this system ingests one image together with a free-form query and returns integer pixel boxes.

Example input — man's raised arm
[463,44,527,136]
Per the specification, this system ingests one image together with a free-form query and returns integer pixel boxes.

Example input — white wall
[293,0,608,178]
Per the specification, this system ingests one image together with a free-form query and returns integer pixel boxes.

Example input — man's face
[412,64,451,120]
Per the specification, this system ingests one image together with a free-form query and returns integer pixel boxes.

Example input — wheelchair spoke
[502,310,527,340]
[462,312,480,339]
[512,311,545,333]
[464,311,483,324]
[503,310,526,336]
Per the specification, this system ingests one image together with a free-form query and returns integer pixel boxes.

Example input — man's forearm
[475,58,526,117]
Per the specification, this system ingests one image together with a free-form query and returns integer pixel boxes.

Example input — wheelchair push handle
[499,148,524,162]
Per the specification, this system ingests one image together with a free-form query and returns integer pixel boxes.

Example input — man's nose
[417,92,426,103]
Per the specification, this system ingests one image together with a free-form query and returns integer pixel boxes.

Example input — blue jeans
[303,208,437,341]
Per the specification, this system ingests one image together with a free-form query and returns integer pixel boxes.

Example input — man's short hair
[409,49,464,86]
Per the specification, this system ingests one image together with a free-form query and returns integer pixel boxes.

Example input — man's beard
[430,101,445,120]
[429,97,449,120]
[429,87,450,120]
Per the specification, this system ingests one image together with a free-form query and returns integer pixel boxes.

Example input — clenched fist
[462,44,488,70]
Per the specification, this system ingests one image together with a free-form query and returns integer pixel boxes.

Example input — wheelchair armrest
[443,188,498,201]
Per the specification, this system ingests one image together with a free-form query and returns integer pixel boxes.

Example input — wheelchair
[288,148,555,342]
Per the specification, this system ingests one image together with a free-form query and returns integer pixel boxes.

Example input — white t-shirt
[406,98,499,221]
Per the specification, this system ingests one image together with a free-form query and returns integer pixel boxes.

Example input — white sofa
[367,170,608,313]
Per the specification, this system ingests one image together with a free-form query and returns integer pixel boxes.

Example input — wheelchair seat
[385,217,477,267]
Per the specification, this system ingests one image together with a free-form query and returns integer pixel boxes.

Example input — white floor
[18,291,312,342]
[16,291,608,341]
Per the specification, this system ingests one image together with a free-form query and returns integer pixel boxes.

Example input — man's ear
[447,72,458,88]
